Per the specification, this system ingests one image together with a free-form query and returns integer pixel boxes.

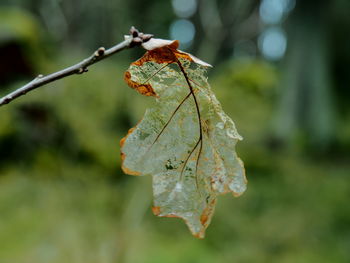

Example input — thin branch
[0,26,153,107]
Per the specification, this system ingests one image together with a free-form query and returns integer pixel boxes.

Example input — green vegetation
[0,56,349,262]
[1,0,350,262]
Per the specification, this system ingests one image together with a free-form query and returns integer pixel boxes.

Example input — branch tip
[0,27,154,107]
[130,26,139,37]
[130,37,143,47]
[142,34,153,42]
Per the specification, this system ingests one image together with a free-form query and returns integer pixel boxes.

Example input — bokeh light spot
[169,19,195,49]
[171,0,197,18]
[258,27,287,61]
[259,0,296,24]
[260,0,284,24]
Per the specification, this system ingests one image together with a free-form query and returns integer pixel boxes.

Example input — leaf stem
[175,58,203,190]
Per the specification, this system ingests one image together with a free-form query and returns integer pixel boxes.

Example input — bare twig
[0,26,153,107]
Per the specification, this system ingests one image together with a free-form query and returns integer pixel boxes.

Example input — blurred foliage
[0,8,45,86]
[275,0,350,152]
[0,58,132,176]
[1,0,350,262]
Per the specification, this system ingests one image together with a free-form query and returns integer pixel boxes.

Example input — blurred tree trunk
[274,0,336,151]
[196,0,259,64]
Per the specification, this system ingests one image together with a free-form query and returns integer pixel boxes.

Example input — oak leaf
[120,38,247,238]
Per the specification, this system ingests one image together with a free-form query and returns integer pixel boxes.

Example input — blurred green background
[1,0,350,262]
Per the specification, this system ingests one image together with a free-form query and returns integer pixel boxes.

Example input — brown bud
[141,34,153,42]
[130,26,139,37]
[96,47,105,56]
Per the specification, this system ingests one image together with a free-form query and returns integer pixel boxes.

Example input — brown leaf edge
[151,198,217,239]
[119,126,141,176]
[124,71,158,97]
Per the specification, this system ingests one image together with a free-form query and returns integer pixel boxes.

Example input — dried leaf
[120,39,247,238]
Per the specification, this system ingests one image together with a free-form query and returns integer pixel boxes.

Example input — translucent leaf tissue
[120,38,247,238]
